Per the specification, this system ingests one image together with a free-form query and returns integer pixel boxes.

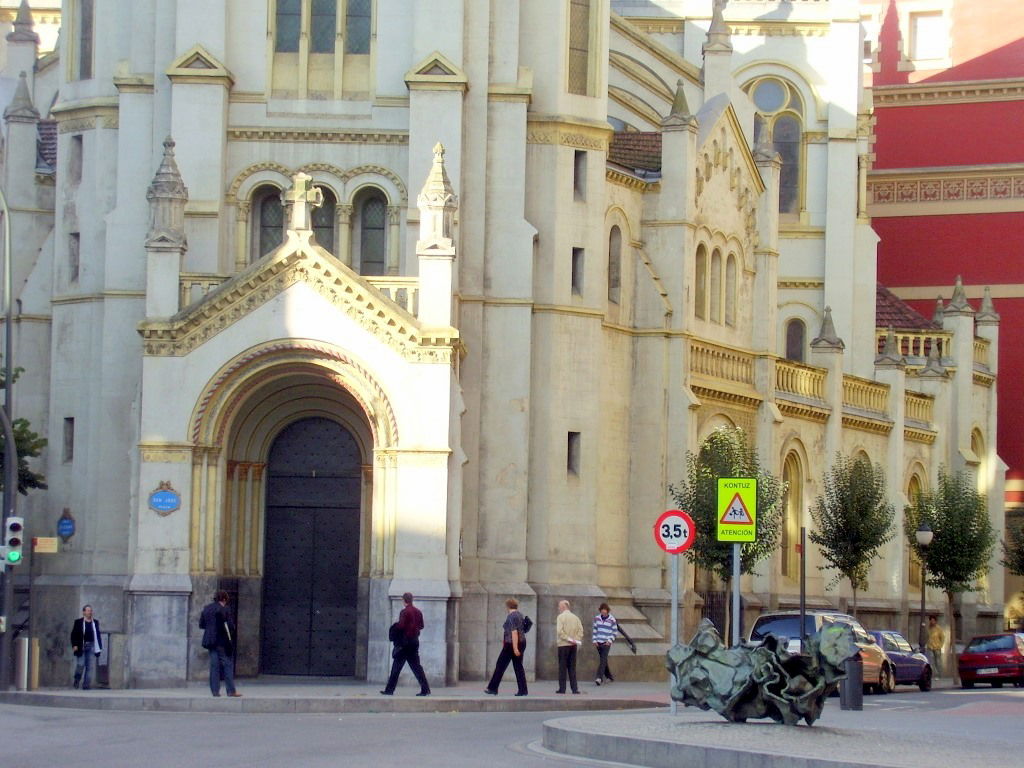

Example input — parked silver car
[747,610,895,694]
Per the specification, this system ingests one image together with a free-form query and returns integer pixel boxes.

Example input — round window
[752,79,786,113]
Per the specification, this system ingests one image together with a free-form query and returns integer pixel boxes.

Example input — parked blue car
[869,630,932,691]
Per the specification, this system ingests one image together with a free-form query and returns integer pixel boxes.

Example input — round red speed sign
[654,509,696,554]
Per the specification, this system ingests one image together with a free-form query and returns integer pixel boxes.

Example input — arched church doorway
[261,417,362,675]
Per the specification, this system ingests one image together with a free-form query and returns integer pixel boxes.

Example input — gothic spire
[874,326,904,368]
[662,79,698,129]
[932,296,944,325]
[976,286,1000,324]
[7,0,39,44]
[810,306,845,350]
[146,137,189,249]
[919,341,946,378]
[945,274,974,315]
[703,0,733,55]
[4,71,38,122]
[417,142,458,247]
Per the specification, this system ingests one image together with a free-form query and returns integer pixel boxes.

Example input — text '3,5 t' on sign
[654,509,696,554]
[717,478,757,542]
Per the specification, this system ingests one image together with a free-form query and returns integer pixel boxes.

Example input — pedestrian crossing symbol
[720,493,754,525]
[716,478,758,542]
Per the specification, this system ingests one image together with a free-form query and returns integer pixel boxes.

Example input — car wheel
[961,681,974,689]
[992,682,1003,689]
[918,667,933,692]
[877,664,894,694]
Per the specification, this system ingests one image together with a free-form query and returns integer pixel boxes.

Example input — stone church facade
[0,0,1005,687]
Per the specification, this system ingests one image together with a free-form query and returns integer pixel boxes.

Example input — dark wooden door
[261,418,361,675]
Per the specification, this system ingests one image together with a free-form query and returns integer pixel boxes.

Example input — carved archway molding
[228,162,409,206]
[190,339,399,451]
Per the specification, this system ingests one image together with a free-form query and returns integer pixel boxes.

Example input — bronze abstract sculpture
[666,618,859,725]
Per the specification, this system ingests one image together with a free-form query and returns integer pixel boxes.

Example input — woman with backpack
[484,597,529,696]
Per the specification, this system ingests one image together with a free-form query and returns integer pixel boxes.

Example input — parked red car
[957,633,1024,688]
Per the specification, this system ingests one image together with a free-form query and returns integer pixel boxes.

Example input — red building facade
[864,0,1024,621]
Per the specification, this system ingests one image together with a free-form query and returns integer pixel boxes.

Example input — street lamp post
[915,521,934,655]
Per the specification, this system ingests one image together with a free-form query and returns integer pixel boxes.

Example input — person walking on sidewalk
[555,600,583,694]
[926,615,945,676]
[70,605,103,689]
[199,590,241,698]
[484,598,528,696]
[592,603,635,684]
[380,592,431,696]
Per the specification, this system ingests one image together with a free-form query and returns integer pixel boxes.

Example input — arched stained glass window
[257,186,285,259]
[275,0,301,52]
[345,0,371,54]
[312,186,337,253]
[695,245,707,320]
[725,254,737,327]
[358,191,387,275]
[608,225,621,304]
[786,319,806,362]
[710,249,722,323]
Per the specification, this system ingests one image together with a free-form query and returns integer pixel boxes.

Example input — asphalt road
[2,686,1020,768]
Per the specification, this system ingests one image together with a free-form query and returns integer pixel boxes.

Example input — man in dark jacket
[380,592,430,696]
[70,604,103,689]
[199,590,241,697]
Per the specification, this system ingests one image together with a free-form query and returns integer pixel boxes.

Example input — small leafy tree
[670,426,785,639]
[0,364,47,494]
[904,468,996,683]
[809,454,895,617]
[1000,523,1024,577]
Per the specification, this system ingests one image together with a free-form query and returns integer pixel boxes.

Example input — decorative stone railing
[775,360,827,401]
[690,340,755,386]
[904,390,934,425]
[973,338,990,368]
[875,329,952,359]
[180,273,228,309]
[366,276,419,316]
[842,374,889,415]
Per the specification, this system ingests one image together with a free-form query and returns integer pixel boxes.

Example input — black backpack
[522,615,533,634]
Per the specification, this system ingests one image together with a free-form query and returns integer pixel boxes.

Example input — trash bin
[839,653,863,711]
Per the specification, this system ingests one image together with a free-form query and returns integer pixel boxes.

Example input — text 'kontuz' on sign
[717,477,757,542]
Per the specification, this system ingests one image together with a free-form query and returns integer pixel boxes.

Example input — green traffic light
[5,550,21,564]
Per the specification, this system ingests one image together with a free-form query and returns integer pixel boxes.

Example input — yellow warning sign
[717,477,757,542]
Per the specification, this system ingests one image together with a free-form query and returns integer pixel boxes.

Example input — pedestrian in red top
[380,592,431,696]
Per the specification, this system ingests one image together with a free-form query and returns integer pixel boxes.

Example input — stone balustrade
[179,273,228,309]
[366,276,420,316]
[874,329,952,360]
[973,337,990,368]
[842,374,890,415]
[904,390,934,425]
[775,359,827,401]
[690,340,755,386]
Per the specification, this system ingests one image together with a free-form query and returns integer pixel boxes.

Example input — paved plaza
[2,678,1022,767]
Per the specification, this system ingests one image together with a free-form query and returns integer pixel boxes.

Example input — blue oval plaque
[57,516,75,539]
[149,485,181,515]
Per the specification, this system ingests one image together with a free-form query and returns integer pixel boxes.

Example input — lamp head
[915,520,934,547]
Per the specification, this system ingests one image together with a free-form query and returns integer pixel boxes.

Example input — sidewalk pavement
[0,676,671,714]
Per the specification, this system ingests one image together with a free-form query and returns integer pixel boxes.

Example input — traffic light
[3,517,24,566]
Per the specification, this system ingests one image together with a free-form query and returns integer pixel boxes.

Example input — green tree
[809,454,896,617]
[669,426,785,639]
[1000,523,1024,577]
[904,468,996,684]
[0,364,48,495]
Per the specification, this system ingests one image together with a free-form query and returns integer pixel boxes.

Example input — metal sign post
[717,478,758,647]
[654,509,696,716]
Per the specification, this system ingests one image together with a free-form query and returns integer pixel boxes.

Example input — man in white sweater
[555,600,584,694]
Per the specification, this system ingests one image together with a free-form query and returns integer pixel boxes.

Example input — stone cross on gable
[282,172,324,232]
